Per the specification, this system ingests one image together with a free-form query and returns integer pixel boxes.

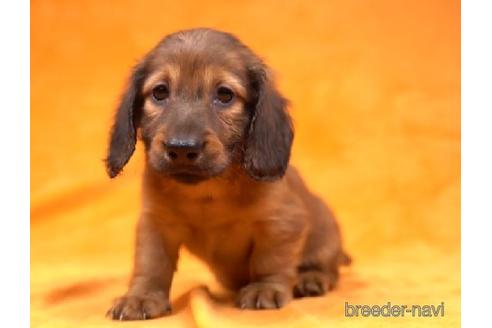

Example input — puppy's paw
[293,270,336,298]
[107,293,171,320]
[236,282,291,310]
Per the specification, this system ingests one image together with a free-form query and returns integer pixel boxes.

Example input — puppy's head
[106,28,293,184]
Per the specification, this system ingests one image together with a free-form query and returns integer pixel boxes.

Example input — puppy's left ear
[105,63,147,178]
[244,65,294,181]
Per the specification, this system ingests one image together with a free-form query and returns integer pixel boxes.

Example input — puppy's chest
[170,196,256,263]
[183,220,253,265]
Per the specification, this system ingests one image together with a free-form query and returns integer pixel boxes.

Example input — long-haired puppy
[106,28,350,320]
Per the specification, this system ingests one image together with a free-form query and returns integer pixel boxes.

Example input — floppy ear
[243,66,294,181]
[105,63,147,178]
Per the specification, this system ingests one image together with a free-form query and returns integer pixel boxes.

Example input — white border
[0,0,29,327]
[462,0,492,326]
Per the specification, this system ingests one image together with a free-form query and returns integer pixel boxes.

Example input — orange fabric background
[31,0,460,327]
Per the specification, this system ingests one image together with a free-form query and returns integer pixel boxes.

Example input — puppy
[106,28,350,320]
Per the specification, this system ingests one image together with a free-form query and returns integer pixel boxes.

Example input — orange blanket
[31,0,460,327]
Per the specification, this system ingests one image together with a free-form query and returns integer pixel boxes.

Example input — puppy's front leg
[108,214,180,320]
[237,218,306,310]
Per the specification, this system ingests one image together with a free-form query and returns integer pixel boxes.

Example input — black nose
[164,139,204,163]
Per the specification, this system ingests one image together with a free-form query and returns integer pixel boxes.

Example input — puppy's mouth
[170,171,208,184]
[150,153,230,184]
[165,166,212,184]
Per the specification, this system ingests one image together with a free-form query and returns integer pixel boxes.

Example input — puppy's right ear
[105,63,147,178]
[243,64,293,181]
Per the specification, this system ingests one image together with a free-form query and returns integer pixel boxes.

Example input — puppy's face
[140,53,250,183]
[106,29,294,184]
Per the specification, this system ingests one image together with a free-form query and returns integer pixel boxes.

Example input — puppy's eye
[215,86,235,105]
[152,84,169,101]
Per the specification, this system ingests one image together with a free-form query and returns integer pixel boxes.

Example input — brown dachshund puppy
[106,28,350,320]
